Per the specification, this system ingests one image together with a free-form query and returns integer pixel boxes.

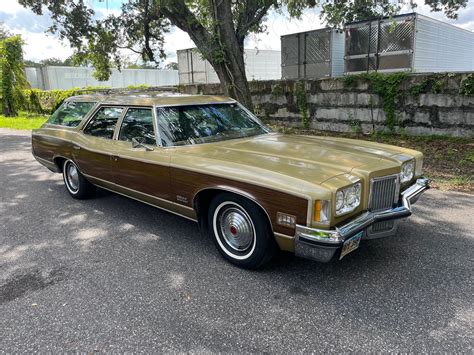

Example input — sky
[1,0,473,65]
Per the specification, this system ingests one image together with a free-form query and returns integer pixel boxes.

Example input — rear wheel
[208,193,276,269]
[62,160,95,199]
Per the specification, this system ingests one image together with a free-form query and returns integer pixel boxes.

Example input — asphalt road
[0,128,473,353]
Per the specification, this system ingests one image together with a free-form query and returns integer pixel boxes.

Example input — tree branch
[116,44,143,55]
[236,0,274,44]
[159,0,215,56]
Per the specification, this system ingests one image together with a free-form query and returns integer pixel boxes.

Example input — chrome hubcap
[66,163,79,191]
[218,207,254,251]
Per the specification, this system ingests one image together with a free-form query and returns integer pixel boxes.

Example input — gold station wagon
[32,93,429,269]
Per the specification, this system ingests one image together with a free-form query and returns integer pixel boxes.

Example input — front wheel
[208,193,277,269]
[62,160,95,199]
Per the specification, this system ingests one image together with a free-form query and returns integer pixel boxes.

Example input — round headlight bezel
[400,160,415,183]
[345,186,356,205]
[336,190,344,211]
[335,181,362,216]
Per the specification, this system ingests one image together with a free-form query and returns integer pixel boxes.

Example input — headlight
[336,191,344,210]
[400,160,415,183]
[415,158,423,176]
[336,182,361,216]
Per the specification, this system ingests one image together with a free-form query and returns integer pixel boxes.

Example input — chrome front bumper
[294,178,430,263]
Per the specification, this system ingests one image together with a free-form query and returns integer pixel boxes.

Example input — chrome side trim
[82,173,197,222]
[274,232,294,240]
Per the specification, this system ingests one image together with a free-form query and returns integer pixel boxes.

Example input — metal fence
[281,29,345,79]
[344,13,474,74]
[25,66,179,90]
[177,48,281,84]
[344,14,415,73]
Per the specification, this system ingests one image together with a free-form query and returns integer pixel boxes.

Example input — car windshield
[156,103,271,146]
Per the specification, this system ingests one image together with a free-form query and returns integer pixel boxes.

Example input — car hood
[171,133,414,186]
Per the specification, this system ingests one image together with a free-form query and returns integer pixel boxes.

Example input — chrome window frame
[81,105,126,140]
[114,106,158,146]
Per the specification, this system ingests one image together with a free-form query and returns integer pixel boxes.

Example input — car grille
[369,175,400,211]
[371,220,395,232]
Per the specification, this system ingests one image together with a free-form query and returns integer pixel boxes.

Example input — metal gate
[344,15,415,73]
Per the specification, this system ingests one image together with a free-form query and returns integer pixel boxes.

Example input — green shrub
[460,73,474,96]
[340,73,407,132]
[126,84,149,90]
[295,81,309,129]
[409,73,447,97]
[364,72,407,131]
[342,75,359,89]
[21,86,110,114]
[271,83,284,97]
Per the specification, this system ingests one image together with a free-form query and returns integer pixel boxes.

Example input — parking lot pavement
[0,128,473,352]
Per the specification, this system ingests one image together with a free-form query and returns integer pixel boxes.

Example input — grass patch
[0,112,49,130]
[270,125,474,194]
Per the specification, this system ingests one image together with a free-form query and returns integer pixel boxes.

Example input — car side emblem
[176,195,188,204]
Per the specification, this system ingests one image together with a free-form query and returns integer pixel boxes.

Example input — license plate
[339,231,363,260]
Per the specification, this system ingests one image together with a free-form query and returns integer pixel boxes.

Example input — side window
[83,107,123,139]
[47,101,95,127]
[119,108,156,145]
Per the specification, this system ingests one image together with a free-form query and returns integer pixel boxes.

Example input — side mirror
[131,137,154,151]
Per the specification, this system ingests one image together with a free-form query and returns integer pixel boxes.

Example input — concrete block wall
[179,73,474,137]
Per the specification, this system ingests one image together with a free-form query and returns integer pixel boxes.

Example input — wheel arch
[193,187,274,234]
[53,156,68,173]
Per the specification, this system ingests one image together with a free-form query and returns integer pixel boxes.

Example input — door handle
[112,155,119,162]
[72,145,81,150]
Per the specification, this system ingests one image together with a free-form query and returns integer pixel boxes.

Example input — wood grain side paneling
[170,167,308,236]
[113,156,172,201]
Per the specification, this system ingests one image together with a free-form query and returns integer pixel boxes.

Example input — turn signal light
[314,200,330,224]
[314,200,322,221]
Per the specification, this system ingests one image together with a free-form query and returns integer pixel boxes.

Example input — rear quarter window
[47,101,96,127]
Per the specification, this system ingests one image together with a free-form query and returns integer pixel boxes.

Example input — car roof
[65,92,235,107]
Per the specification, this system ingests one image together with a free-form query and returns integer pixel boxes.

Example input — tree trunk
[208,0,253,110]
[209,50,253,111]
[160,0,255,110]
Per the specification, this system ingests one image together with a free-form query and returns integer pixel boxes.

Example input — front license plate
[339,231,363,260]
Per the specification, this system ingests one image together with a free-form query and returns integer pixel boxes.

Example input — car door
[73,106,125,182]
[112,106,172,201]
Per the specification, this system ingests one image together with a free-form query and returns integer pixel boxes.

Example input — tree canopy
[18,0,468,108]
[25,56,78,67]
[0,35,29,116]
[321,0,468,28]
